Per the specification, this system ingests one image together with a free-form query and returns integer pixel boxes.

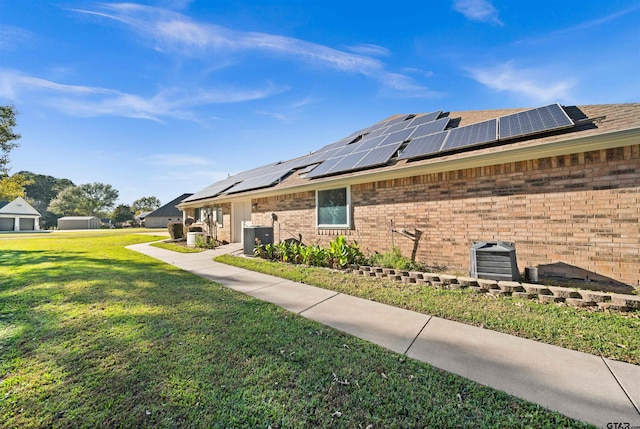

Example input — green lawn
[215,255,640,366]
[0,232,592,428]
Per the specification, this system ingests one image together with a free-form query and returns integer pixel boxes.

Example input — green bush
[369,247,420,271]
[327,235,364,268]
[167,222,184,239]
[195,234,218,249]
[254,235,363,268]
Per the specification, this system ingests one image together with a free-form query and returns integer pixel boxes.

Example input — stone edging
[344,265,640,312]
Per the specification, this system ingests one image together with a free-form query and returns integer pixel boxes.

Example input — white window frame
[316,187,351,229]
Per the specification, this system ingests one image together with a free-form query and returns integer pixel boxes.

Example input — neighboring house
[177,103,640,286]
[0,197,41,231]
[145,193,193,228]
[57,216,101,230]
[135,211,153,226]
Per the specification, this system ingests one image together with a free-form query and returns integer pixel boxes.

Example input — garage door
[0,218,14,231]
[20,218,35,230]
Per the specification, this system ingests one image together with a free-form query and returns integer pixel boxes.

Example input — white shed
[57,216,101,230]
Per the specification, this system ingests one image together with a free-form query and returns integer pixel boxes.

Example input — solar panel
[332,151,369,171]
[306,139,404,178]
[298,163,319,174]
[499,103,574,140]
[384,120,411,135]
[365,126,389,139]
[440,119,497,151]
[332,141,365,157]
[305,157,344,178]
[182,179,238,202]
[407,110,442,127]
[226,169,292,193]
[356,135,389,151]
[382,127,415,145]
[354,141,404,168]
[288,146,342,168]
[410,117,450,138]
[382,114,413,127]
[397,132,449,160]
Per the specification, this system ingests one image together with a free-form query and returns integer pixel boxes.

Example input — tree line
[1,104,161,228]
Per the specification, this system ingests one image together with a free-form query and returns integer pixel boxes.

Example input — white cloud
[71,3,435,97]
[0,68,284,121]
[378,73,444,98]
[453,0,503,25]
[344,43,391,57]
[153,169,228,183]
[514,4,640,45]
[255,110,289,121]
[0,25,33,50]
[467,61,574,103]
[143,154,209,166]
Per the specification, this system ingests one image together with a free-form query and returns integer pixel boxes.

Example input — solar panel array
[306,110,444,178]
[186,103,575,200]
[398,103,574,162]
[182,179,239,202]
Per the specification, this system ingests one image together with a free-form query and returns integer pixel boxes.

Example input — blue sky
[1,0,639,207]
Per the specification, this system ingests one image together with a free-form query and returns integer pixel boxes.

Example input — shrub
[327,235,364,268]
[167,222,184,239]
[195,234,218,249]
[369,247,420,271]
[254,235,363,269]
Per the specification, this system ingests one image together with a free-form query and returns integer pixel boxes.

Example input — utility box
[243,226,274,256]
[470,241,521,281]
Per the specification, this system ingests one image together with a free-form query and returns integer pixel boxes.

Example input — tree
[132,196,161,214]
[18,171,74,227]
[48,183,119,216]
[0,173,32,201]
[111,204,133,224]
[1,105,21,175]
[0,105,27,201]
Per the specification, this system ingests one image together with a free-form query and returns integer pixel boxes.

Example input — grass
[0,232,593,427]
[215,255,640,365]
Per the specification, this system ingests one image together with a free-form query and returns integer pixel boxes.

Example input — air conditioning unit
[243,226,274,256]
[470,241,521,281]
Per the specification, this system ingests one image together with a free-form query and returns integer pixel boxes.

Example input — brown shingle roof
[184,103,640,204]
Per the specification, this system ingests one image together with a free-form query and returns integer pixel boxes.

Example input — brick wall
[252,144,640,286]
[183,203,232,243]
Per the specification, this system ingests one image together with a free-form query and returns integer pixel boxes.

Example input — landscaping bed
[345,264,640,312]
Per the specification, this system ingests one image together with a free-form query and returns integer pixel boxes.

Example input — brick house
[145,193,192,228]
[178,103,640,287]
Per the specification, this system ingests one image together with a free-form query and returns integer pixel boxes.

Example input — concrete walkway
[127,241,640,428]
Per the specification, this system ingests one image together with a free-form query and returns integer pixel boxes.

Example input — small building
[57,216,101,230]
[0,197,41,231]
[145,193,193,228]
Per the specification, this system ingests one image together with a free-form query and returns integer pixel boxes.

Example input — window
[316,187,350,228]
